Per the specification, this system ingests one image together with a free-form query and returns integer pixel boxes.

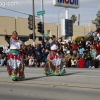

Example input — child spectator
[71,58,77,68]
[78,45,85,58]
[29,54,35,67]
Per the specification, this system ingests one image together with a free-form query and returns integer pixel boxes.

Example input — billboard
[61,19,73,36]
[53,0,79,8]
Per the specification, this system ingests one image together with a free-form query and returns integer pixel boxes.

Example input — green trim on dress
[9,49,20,54]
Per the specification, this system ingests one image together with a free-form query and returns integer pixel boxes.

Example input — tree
[70,15,77,24]
[92,10,100,28]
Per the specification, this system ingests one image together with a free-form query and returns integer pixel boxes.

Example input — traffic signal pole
[32,0,35,42]
[0,6,39,18]
[41,0,44,43]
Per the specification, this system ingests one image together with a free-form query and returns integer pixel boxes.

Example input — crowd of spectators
[0,47,7,66]
[0,28,100,68]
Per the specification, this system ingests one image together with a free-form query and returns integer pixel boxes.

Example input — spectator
[78,45,85,58]
[89,45,97,68]
[29,54,35,67]
[80,37,86,49]
[71,58,77,68]
[96,41,100,55]
[72,41,78,52]
[45,38,50,50]
[0,53,7,66]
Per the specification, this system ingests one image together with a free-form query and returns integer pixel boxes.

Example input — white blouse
[10,38,23,50]
[51,44,58,50]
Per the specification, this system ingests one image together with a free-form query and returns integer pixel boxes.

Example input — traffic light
[37,22,42,33]
[29,34,33,39]
[28,15,33,30]
[29,34,36,39]
[38,37,43,41]
[37,22,44,34]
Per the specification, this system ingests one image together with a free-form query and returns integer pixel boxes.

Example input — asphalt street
[0,67,100,100]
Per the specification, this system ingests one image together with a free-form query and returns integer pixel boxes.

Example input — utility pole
[58,8,64,38]
[32,0,35,42]
[41,0,44,43]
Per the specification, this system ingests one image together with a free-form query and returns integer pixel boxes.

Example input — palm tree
[70,15,77,24]
[92,10,100,28]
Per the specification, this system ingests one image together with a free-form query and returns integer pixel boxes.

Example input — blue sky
[0,0,100,25]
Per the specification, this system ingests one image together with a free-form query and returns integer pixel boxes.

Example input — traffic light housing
[37,22,44,34]
[38,37,43,41]
[29,34,42,41]
[28,15,33,30]
[29,34,33,39]
[29,34,36,39]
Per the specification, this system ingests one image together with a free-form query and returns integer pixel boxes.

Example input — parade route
[0,67,100,100]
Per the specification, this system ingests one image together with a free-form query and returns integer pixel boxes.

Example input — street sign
[37,10,45,16]
[44,34,49,37]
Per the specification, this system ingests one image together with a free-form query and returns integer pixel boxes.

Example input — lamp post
[57,8,65,38]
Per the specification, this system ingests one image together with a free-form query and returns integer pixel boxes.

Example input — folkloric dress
[44,43,66,76]
[7,37,25,79]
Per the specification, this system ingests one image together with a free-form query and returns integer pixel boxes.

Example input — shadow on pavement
[20,76,50,81]
[63,72,82,76]
[17,72,82,81]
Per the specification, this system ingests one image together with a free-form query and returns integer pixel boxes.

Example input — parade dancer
[4,30,25,81]
[44,35,66,76]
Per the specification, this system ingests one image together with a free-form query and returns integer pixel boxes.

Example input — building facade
[0,16,96,46]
